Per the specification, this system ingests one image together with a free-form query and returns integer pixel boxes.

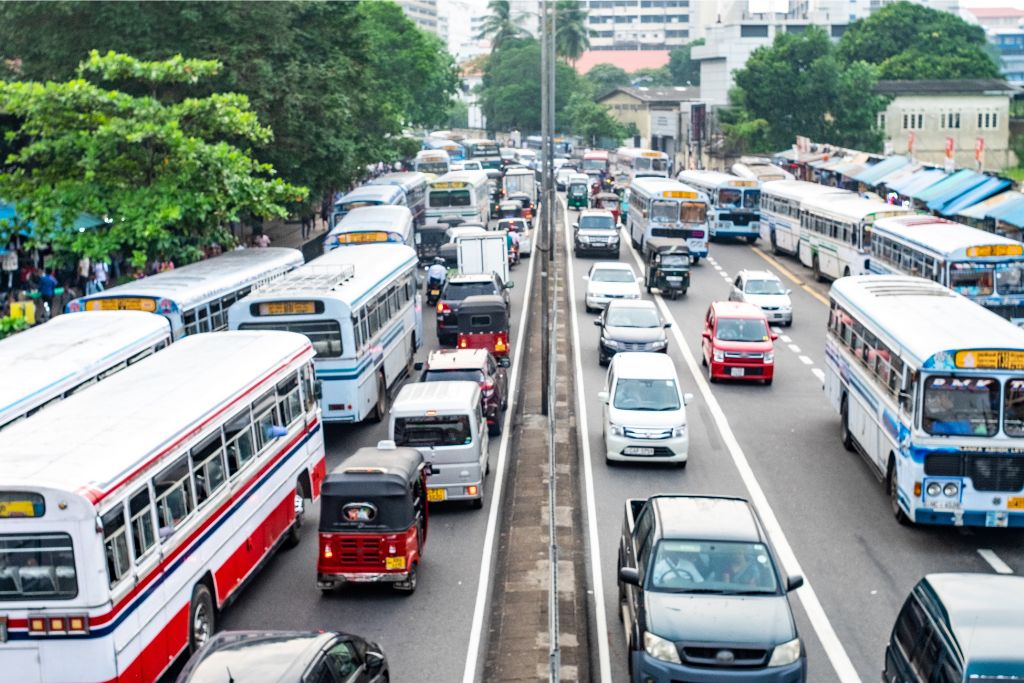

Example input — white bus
[65,248,304,339]
[425,170,491,224]
[414,149,450,176]
[0,331,325,682]
[367,171,429,227]
[229,243,422,424]
[0,311,171,430]
[825,275,1024,528]
[732,160,794,183]
[758,180,852,257]
[798,194,910,281]
[612,147,670,185]
[870,215,1024,326]
[323,205,415,253]
[626,177,710,262]
[330,184,406,229]
[676,170,761,242]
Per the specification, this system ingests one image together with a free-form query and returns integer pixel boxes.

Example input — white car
[599,352,692,465]
[728,269,793,326]
[555,166,576,190]
[583,262,641,313]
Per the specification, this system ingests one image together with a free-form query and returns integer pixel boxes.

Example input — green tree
[446,99,470,129]
[475,0,529,52]
[555,0,591,64]
[630,66,673,86]
[478,39,578,131]
[668,39,704,85]
[564,91,627,146]
[584,63,631,97]
[0,51,304,266]
[837,1,999,79]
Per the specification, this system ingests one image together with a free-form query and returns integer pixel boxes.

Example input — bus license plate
[624,447,655,456]
[1008,497,1024,510]
[986,511,1009,528]
[427,488,446,502]
[385,556,406,570]
[730,368,745,377]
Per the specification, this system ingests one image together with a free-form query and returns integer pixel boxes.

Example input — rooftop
[575,49,670,75]
[963,7,1024,19]
[874,79,1018,95]
[651,496,762,543]
[597,85,700,104]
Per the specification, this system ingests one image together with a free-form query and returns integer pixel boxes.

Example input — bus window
[718,188,741,207]
[224,408,256,474]
[277,374,302,426]
[949,264,994,296]
[129,488,157,562]
[650,201,678,222]
[253,390,281,451]
[154,456,195,538]
[0,532,78,600]
[680,202,707,223]
[101,505,131,587]
[191,433,227,505]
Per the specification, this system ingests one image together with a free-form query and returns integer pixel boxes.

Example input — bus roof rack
[255,264,356,293]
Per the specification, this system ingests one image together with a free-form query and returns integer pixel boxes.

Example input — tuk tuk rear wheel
[395,563,417,595]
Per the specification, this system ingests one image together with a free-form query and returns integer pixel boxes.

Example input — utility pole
[539,0,551,416]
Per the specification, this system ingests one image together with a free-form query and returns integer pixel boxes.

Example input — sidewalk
[259,215,330,259]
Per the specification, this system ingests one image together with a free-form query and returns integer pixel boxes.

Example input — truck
[457,231,509,283]
[618,495,807,682]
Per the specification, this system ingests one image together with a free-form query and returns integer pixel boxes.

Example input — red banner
[945,137,954,159]
[907,131,915,154]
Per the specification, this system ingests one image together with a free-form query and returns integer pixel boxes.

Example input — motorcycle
[425,274,445,306]
[508,243,520,269]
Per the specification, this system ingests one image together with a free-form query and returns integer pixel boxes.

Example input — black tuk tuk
[416,222,449,264]
[506,192,534,224]
[456,295,511,364]
[496,200,523,222]
[644,238,691,299]
[317,442,429,594]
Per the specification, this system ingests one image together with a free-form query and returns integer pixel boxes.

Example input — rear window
[0,533,78,600]
[444,282,497,300]
[394,415,472,447]
[423,369,484,383]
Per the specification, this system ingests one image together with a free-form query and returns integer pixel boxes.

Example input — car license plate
[427,488,446,502]
[623,447,655,456]
[1008,496,1024,510]
[385,556,406,570]
[730,367,745,377]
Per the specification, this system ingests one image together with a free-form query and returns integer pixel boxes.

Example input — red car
[419,348,509,435]
[701,301,778,385]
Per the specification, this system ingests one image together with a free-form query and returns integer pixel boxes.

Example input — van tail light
[28,614,89,636]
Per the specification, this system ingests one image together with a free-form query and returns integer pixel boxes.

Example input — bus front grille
[925,453,1024,492]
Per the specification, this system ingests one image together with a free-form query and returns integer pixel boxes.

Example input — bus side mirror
[314,380,323,401]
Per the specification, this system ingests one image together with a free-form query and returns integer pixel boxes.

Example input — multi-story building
[585,0,695,51]
[963,7,1024,85]
[597,85,701,167]
[397,0,440,36]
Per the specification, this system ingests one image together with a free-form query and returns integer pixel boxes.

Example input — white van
[598,352,692,465]
[390,380,489,508]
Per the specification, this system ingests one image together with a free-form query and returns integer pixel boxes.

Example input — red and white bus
[0,331,325,683]
[582,149,610,177]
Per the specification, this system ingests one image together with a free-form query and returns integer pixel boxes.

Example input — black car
[176,630,388,683]
[436,273,511,345]
[594,299,669,365]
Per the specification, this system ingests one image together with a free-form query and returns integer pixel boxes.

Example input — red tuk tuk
[593,192,621,225]
[456,295,511,365]
[317,441,428,594]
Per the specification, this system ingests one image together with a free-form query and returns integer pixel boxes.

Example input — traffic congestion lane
[671,238,1024,677]
[206,241,532,683]
[562,204,841,683]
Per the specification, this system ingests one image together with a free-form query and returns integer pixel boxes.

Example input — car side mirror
[593,319,602,326]
[573,222,579,229]
[413,361,424,371]
[499,357,511,368]
[598,390,609,403]
[663,322,671,328]
[701,330,711,339]
[786,574,804,592]
[365,650,386,674]
[683,393,694,405]
[618,566,640,586]
[636,276,643,284]
[786,289,792,295]
[582,275,590,281]
[505,281,514,289]
[771,333,779,341]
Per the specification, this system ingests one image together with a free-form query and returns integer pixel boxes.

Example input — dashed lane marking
[788,344,802,353]
[748,246,830,307]
[781,335,793,343]
[978,549,1014,574]
[812,368,825,384]
[799,355,814,365]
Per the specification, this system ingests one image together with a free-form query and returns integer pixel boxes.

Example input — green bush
[0,315,29,339]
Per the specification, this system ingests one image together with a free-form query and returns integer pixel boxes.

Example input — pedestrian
[321,195,331,231]
[93,259,109,288]
[37,269,58,320]
[77,255,91,290]
[158,258,175,272]
[254,232,271,248]
[1,245,16,294]
[85,272,103,295]
[301,212,312,240]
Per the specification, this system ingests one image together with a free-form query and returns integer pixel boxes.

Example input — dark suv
[420,348,509,434]
[176,630,388,683]
[436,273,511,345]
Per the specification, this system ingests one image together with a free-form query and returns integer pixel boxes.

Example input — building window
[902,112,924,130]
[978,111,999,130]
[877,112,886,129]
[740,24,769,37]
[940,111,961,129]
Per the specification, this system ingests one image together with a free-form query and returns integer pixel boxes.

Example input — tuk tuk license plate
[385,556,407,570]
[730,368,745,377]
[623,447,655,456]
[427,488,446,502]
[430,289,440,296]
[1008,497,1024,510]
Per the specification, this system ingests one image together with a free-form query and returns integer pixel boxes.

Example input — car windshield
[580,216,615,230]
[648,540,779,594]
[499,220,525,232]
[948,263,994,296]
[613,378,680,411]
[394,415,472,447]
[444,282,497,300]
[606,306,660,328]
[922,376,998,437]
[715,317,769,342]
[745,279,786,295]
[591,268,635,283]
[423,369,485,383]
[996,264,1024,295]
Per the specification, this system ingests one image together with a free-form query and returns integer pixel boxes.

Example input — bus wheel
[188,584,215,653]
[770,231,780,255]
[812,254,824,282]
[746,235,758,244]
[840,396,854,452]
[888,458,910,526]
[284,485,304,549]
[843,266,851,278]
[371,372,388,423]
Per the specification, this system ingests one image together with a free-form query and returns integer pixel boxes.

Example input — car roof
[580,209,614,218]
[185,631,339,682]
[649,496,764,543]
[606,299,657,311]
[610,351,676,378]
[427,348,489,370]
[737,270,780,281]
[710,300,767,319]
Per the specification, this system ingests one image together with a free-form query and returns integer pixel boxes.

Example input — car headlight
[649,339,667,350]
[943,482,959,497]
[577,235,590,243]
[764,352,774,364]
[713,349,724,362]
[926,482,941,497]
[609,234,620,242]
[672,425,686,438]
[768,637,801,667]
[609,423,623,436]
[603,338,621,349]
[643,631,681,664]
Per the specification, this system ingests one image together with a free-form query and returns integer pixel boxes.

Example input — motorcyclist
[507,229,521,265]
[426,257,447,289]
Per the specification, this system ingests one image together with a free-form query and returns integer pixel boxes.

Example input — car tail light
[481,381,495,395]
[436,302,446,314]
[323,543,333,559]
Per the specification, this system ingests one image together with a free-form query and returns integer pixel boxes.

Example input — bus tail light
[459,337,468,348]
[27,614,88,635]
[691,230,705,239]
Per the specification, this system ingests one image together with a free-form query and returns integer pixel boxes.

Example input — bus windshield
[996,264,1024,295]
[680,202,707,224]
[922,376,998,437]
[651,201,679,223]
[949,263,994,296]
[582,159,606,172]
[429,190,471,208]
[718,189,742,207]
[417,162,448,175]
[744,190,760,210]
[0,532,78,601]
[637,158,668,173]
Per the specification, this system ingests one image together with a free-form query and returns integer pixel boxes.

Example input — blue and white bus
[826,275,1024,528]
[426,170,491,224]
[462,138,502,171]
[228,243,422,423]
[870,214,1024,326]
[323,205,415,253]
[66,248,304,339]
[368,172,429,227]
[414,149,451,177]
[676,170,761,242]
[330,184,406,229]
[758,180,851,257]
[626,177,710,263]
[424,136,465,162]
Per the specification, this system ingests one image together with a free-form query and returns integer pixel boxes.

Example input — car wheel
[471,496,484,510]
[763,377,773,386]
[707,361,717,383]
[188,584,215,654]
[598,349,608,366]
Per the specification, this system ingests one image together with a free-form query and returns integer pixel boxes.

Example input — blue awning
[853,156,911,185]
[0,200,107,238]
[938,177,1013,217]
[888,169,945,195]
[989,195,1024,229]
[915,169,980,203]
[924,171,989,211]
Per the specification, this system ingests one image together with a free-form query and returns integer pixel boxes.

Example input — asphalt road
[196,232,533,683]
[564,197,1024,683]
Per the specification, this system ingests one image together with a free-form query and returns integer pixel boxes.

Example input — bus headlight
[943,483,959,498]
[926,482,941,497]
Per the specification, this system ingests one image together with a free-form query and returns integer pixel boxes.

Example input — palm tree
[555,0,591,65]
[476,0,529,53]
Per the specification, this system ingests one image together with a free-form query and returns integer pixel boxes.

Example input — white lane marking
[788,344,802,354]
[812,368,825,384]
[623,243,862,683]
[713,263,723,271]
[799,355,814,366]
[565,200,613,682]
[978,548,1014,574]
[771,326,782,334]
[780,335,793,343]
[462,234,537,683]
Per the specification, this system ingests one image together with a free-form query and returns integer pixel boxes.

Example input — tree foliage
[475,0,530,52]
[564,91,627,146]
[584,63,631,97]
[630,66,673,86]
[0,51,304,266]
[555,0,591,64]
[478,39,578,132]
[668,39,704,86]
[837,1,1000,80]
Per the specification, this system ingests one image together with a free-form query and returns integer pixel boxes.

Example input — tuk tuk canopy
[646,238,690,267]
[320,446,425,533]
[457,295,509,333]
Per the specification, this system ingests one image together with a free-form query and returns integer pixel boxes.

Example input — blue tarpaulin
[853,156,911,185]
[938,177,1012,217]
[887,169,945,195]
[989,195,1024,229]
[915,169,979,203]
[0,200,107,238]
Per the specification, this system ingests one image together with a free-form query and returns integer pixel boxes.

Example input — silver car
[728,269,793,326]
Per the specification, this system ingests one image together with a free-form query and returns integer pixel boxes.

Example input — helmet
[434,257,445,265]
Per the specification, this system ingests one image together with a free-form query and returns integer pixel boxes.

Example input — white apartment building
[398,0,441,35]
[585,0,695,50]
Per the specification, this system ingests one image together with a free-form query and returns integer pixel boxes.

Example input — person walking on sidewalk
[254,232,271,248]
